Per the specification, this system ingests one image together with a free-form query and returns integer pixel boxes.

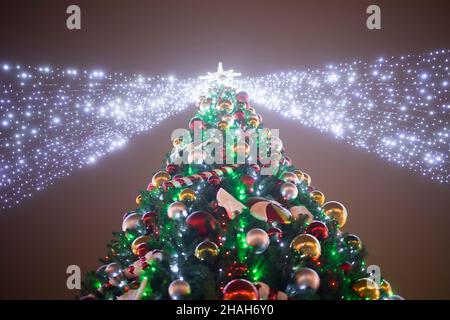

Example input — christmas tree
[81,64,402,300]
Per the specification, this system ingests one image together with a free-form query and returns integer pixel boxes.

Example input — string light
[1,49,449,209]
[237,49,450,184]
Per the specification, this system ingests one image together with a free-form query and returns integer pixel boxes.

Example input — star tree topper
[199,62,241,85]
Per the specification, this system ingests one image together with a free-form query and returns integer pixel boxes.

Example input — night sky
[0,0,449,299]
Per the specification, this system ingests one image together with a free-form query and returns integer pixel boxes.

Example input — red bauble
[234,110,245,120]
[223,279,259,300]
[189,117,206,131]
[241,175,256,193]
[146,183,156,191]
[142,211,158,224]
[268,227,282,241]
[136,243,149,258]
[166,163,178,175]
[236,91,249,103]
[305,221,329,240]
[341,262,352,274]
[186,211,217,236]
[208,175,221,186]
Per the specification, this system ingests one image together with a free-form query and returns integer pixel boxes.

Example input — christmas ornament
[222,114,234,124]
[217,188,245,219]
[218,100,233,113]
[353,278,380,300]
[343,234,362,252]
[234,109,245,121]
[131,235,150,256]
[168,279,191,300]
[152,171,171,188]
[218,120,229,130]
[135,194,143,205]
[223,279,259,300]
[302,172,312,186]
[246,228,270,254]
[271,136,283,152]
[167,201,188,219]
[268,227,282,241]
[117,278,148,300]
[198,97,212,114]
[248,115,259,128]
[186,211,217,236]
[162,165,238,191]
[124,250,163,278]
[292,170,304,181]
[195,240,219,260]
[280,172,299,184]
[305,221,329,241]
[142,211,158,225]
[289,205,314,223]
[236,91,249,103]
[122,212,141,232]
[380,279,393,296]
[241,175,256,193]
[105,262,122,278]
[228,262,248,277]
[322,201,348,227]
[280,182,298,200]
[290,234,321,258]
[247,197,292,224]
[310,190,325,206]
[179,188,196,201]
[294,267,320,290]
[384,295,404,300]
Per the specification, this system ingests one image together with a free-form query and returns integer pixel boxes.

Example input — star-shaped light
[199,62,241,85]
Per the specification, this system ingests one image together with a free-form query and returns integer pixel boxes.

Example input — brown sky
[0,0,449,299]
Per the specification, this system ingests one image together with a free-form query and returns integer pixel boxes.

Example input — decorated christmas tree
[81,64,402,300]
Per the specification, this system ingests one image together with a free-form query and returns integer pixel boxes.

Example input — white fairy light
[236,49,449,184]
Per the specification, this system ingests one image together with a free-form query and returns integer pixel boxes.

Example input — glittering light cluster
[238,49,450,184]
[0,64,203,209]
[1,49,449,209]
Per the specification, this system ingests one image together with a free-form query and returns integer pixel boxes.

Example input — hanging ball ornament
[218,100,233,113]
[302,172,312,186]
[343,234,362,252]
[167,201,188,220]
[195,240,219,261]
[248,115,260,128]
[292,170,304,181]
[152,171,171,188]
[186,211,217,236]
[105,262,122,278]
[135,194,143,205]
[218,120,230,130]
[236,91,249,103]
[122,212,141,232]
[310,190,325,206]
[322,201,348,227]
[305,221,329,241]
[179,188,196,201]
[222,114,234,124]
[131,235,150,256]
[198,97,212,114]
[223,279,259,300]
[379,280,393,296]
[168,279,191,300]
[246,228,270,254]
[280,182,298,200]
[294,267,321,291]
[290,234,321,259]
[353,278,380,300]
[268,227,283,241]
[270,136,283,152]
[280,172,299,184]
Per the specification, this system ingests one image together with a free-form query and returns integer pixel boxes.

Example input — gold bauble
[310,190,325,206]
[218,120,229,130]
[280,172,299,184]
[194,240,219,261]
[131,235,150,256]
[302,172,312,186]
[380,279,393,296]
[290,234,321,258]
[293,170,304,181]
[218,100,233,113]
[179,188,196,201]
[353,278,380,300]
[343,234,362,252]
[322,201,347,227]
[248,115,260,128]
[135,194,143,205]
[168,279,191,300]
[152,171,171,188]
